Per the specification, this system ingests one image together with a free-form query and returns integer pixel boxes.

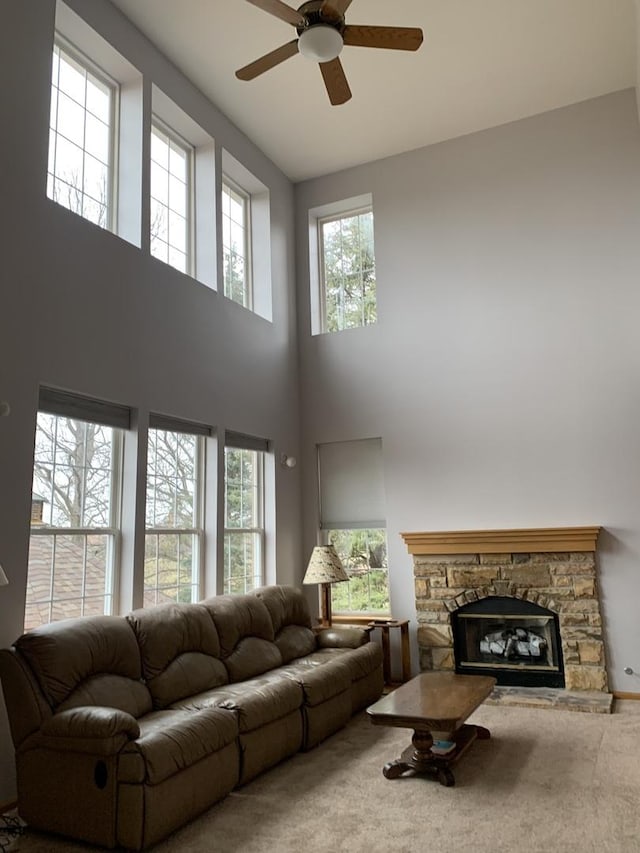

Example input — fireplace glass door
[452,596,564,688]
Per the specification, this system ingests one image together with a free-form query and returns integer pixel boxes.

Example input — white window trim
[144,429,205,604]
[28,420,124,624]
[223,446,265,594]
[308,193,374,336]
[50,35,120,232]
[325,527,390,617]
[150,116,195,277]
[222,176,253,310]
[318,204,373,335]
[220,148,272,321]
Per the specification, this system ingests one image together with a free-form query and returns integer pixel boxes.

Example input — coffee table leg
[383,759,412,779]
[407,729,434,769]
[437,766,455,787]
[381,726,497,786]
[382,729,437,780]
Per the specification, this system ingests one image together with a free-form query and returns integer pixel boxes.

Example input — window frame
[26,410,125,629]
[223,445,265,594]
[317,437,389,617]
[149,117,195,276]
[222,176,253,310]
[143,425,205,607]
[318,204,376,334]
[48,35,119,232]
[325,527,390,617]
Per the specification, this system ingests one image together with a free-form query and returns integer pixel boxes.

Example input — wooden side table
[368,618,411,685]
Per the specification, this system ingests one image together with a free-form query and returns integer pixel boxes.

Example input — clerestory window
[222,179,252,308]
[47,40,116,230]
[150,121,193,274]
[319,207,376,333]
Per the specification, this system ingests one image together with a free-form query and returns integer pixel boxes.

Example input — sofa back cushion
[202,594,282,682]
[126,603,229,708]
[252,585,316,663]
[15,615,152,718]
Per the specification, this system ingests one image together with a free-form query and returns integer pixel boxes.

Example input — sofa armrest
[315,626,370,649]
[42,706,140,739]
[21,706,140,756]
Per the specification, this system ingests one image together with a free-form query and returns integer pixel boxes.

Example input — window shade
[149,413,211,437]
[318,438,385,529]
[225,430,269,453]
[38,387,131,430]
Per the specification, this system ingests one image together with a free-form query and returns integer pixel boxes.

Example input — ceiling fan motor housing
[296,1,345,34]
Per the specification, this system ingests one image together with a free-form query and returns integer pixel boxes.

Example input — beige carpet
[11,701,640,853]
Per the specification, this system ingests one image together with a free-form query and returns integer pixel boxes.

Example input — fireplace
[401,527,609,696]
[451,595,564,687]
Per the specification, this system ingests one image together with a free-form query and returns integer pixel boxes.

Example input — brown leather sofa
[0,585,383,850]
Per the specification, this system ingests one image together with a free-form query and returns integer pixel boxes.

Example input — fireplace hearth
[402,527,609,700]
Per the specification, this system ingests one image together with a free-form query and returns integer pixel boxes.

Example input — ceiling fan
[236,0,424,106]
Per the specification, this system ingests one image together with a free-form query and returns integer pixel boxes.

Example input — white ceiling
[109,0,637,183]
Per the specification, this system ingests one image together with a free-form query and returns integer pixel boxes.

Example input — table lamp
[303,544,348,627]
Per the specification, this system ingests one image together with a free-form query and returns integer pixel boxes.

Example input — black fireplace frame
[451,595,565,688]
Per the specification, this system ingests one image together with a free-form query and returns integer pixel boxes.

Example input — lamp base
[320,582,333,627]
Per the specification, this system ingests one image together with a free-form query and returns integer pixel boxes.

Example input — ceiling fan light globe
[298,25,343,62]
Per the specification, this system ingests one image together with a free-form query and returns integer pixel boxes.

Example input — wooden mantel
[401,526,601,555]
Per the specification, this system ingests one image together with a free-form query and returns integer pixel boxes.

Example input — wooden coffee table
[366,672,496,786]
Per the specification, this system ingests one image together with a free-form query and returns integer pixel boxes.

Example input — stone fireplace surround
[402,527,610,710]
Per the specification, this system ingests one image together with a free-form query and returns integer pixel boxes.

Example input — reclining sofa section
[0,584,383,850]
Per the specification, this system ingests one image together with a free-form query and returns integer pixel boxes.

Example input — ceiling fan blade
[319,57,352,106]
[343,25,424,51]
[245,0,305,27]
[236,39,299,81]
[321,0,354,16]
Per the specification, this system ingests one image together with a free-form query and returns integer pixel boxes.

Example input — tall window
[224,438,265,594]
[222,180,251,308]
[150,122,192,274]
[25,390,128,630]
[48,40,115,229]
[144,421,205,606]
[318,438,389,615]
[328,528,389,613]
[319,208,376,333]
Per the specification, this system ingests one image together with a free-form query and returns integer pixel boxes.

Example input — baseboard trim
[0,799,17,814]
[613,691,640,700]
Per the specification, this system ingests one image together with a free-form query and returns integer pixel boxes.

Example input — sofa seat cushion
[127,603,228,709]
[279,657,352,707]
[171,671,303,733]
[294,644,383,682]
[119,707,238,786]
[15,615,152,719]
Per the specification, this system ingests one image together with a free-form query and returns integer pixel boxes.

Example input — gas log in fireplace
[451,596,564,687]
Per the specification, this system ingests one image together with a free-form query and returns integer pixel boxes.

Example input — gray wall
[0,0,301,801]
[296,89,640,695]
